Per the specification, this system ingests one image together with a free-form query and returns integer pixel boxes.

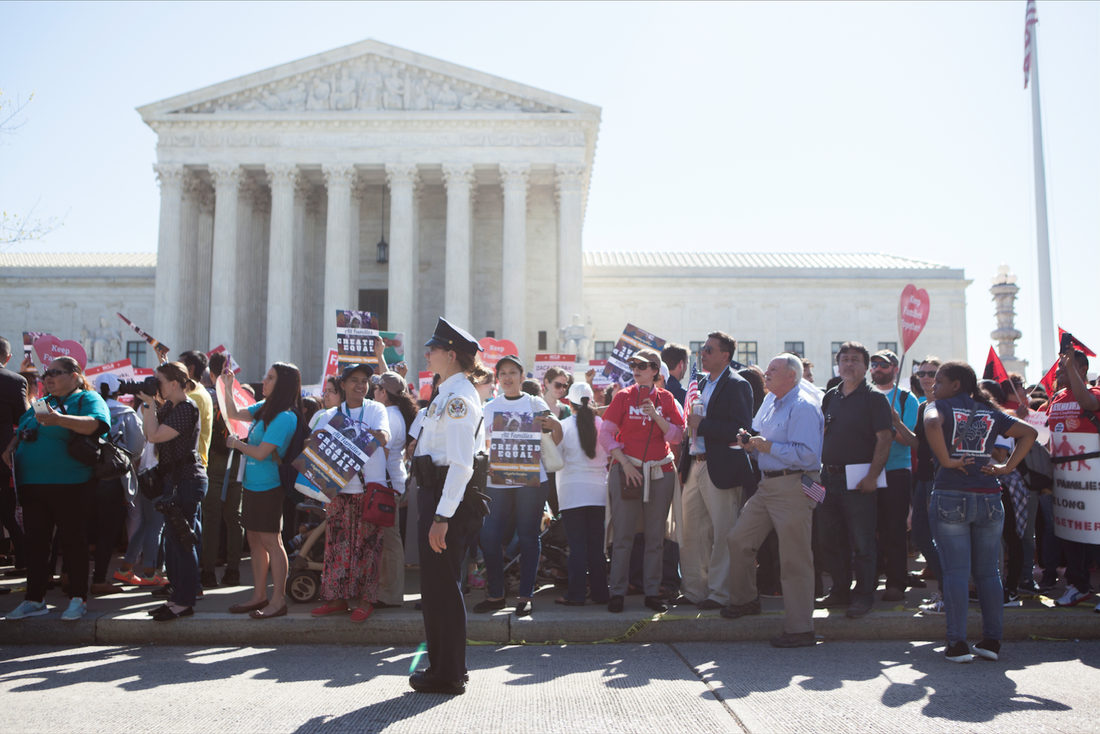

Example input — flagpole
[1029,4,1056,372]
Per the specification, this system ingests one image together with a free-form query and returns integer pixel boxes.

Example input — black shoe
[644,596,667,613]
[372,600,402,609]
[472,597,506,614]
[696,598,724,610]
[147,603,169,616]
[152,585,173,598]
[1003,590,1022,607]
[972,639,1001,661]
[200,571,218,589]
[515,601,532,617]
[409,670,466,695]
[607,595,624,613]
[944,641,973,663]
[152,605,194,622]
[814,593,851,609]
[720,600,761,619]
[770,631,816,648]
[845,600,873,619]
[671,595,697,607]
[221,569,240,587]
[1017,580,1041,595]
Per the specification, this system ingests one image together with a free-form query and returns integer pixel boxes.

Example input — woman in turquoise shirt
[3,357,110,622]
[218,361,302,620]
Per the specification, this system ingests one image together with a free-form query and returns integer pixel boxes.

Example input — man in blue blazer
[677,331,755,609]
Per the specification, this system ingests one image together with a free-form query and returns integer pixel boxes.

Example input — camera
[154,494,198,549]
[18,428,38,442]
[118,376,160,398]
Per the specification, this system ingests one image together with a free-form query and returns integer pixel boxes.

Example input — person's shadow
[291,692,451,734]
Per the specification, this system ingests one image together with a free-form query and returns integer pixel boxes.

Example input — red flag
[1039,360,1058,398]
[1057,327,1096,357]
[983,346,1010,384]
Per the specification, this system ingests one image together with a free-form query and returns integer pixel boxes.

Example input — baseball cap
[495,354,524,373]
[629,348,661,369]
[567,381,595,406]
[341,363,375,380]
[94,373,121,395]
[371,371,407,396]
[871,349,899,367]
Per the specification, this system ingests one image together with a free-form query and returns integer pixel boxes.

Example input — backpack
[277,412,308,497]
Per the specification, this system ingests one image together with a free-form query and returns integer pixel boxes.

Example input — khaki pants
[608,469,675,597]
[378,523,405,605]
[727,471,818,634]
[680,459,741,605]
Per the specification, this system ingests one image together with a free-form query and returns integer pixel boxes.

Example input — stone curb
[2,607,1095,646]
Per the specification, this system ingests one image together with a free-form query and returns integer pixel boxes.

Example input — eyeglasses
[42,369,73,378]
[700,346,715,355]
[916,370,937,378]
[551,381,569,390]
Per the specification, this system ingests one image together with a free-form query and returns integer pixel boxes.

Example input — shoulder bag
[60,392,134,481]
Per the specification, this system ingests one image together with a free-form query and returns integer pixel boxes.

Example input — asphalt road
[2,640,1097,733]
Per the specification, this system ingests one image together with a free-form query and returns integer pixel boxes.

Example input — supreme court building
[0,41,971,382]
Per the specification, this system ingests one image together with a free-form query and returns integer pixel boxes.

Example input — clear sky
[2,0,1097,378]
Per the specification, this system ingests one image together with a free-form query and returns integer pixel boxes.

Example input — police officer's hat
[424,317,482,355]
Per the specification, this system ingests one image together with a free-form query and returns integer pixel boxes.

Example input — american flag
[801,474,826,503]
[685,361,700,411]
[1023,0,1038,88]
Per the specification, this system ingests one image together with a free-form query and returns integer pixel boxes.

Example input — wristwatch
[433,514,449,524]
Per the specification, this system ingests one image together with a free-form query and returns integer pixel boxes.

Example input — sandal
[229,599,269,614]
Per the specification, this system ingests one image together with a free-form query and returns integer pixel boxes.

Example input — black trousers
[0,484,25,567]
[877,468,912,591]
[417,481,478,684]
[18,481,94,602]
[91,479,127,584]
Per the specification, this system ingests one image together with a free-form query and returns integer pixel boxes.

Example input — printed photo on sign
[292,412,381,500]
[335,309,380,367]
[602,323,666,387]
[489,410,542,487]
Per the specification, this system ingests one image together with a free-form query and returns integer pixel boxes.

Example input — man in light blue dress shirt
[722,353,824,649]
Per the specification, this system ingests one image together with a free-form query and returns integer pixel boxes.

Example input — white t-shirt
[312,400,390,494]
[483,393,552,488]
[385,404,408,491]
[557,414,609,511]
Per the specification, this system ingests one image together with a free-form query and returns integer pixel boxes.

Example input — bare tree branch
[0,88,35,141]
[0,91,69,248]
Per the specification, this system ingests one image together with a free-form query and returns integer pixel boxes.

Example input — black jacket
[0,364,29,454]
[696,365,756,490]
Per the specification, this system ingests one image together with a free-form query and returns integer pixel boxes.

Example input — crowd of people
[2,322,1099,673]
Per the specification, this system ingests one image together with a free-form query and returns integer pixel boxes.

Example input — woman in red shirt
[598,348,685,614]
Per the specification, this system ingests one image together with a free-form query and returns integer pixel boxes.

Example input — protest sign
[478,338,519,372]
[1050,429,1100,544]
[117,312,169,361]
[86,358,136,381]
[207,345,241,374]
[378,331,406,367]
[892,284,931,407]
[33,335,88,370]
[534,354,576,384]
[292,412,381,500]
[602,324,666,387]
[22,332,48,363]
[335,310,382,368]
[488,409,543,487]
[133,367,154,377]
[587,360,613,390]
[215,375,257,439]
[418,371,434,401]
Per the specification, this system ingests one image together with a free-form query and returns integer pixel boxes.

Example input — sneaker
[1037,577,1058,593]
[919,593,945,615]
[1003,590,1022,607]
[1054,587,1094,607]
[944,641,973,663]
[971,639,1001,661]
[720,599,762,620]
[113,570,143,585]
[132,573,169,587]
[61,598,87,621]
[6,600,48,619]
[1017,579,1042,595]
[881,587,906,602]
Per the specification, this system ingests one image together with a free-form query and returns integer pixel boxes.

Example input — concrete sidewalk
[2,557,1097,646]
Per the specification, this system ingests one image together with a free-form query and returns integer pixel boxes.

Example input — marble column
[252,186,271,371]
[442,164,475,329]
[208,164,243,357]
[555,163,586,338]
[235,176,258,378]
[291,177,312,370]
[194,188,215,350]
[152,163,184,355]
[178,173,203,350]
[322,163,357,355]
[500,164,530,357]
[265,164,299,367]
[385,164,419,350]
[349,178,365,309]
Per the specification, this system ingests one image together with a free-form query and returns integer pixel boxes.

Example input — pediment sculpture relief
[179,57,562,114]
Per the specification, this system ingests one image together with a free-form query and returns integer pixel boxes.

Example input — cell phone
[639,385,651,403]
[1060,332,1074,353]
[33,400,50,415]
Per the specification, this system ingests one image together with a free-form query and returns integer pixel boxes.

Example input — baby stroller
[286,500,327,604]
[501,514,570,593]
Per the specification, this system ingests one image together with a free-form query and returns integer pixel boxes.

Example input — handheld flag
[801,474,826,503]
[983,346,1011,384]
[1057,327,1096,357]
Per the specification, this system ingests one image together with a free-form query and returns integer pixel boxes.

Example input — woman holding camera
[3,356,111,621]
[136,362,207,621]
[218,361,302,620]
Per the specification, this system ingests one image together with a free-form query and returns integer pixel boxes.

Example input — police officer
[409,318,488,696]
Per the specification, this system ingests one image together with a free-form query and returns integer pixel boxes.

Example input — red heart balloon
[477,337,520,371]
[33,335,88,370]
[897,285,931,354]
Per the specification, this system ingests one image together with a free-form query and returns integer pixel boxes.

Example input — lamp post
[376,185,389,264]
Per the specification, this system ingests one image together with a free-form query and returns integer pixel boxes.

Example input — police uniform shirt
[414,372,484,518]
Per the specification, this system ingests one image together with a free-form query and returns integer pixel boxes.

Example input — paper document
[845,463,887,490]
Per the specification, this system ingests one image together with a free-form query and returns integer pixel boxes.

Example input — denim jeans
[481,481,549,599]
[911,478,943,584]
[124,492,166,568]
[561,505,609,603]
[930,489,1004,644]
[817,469,877,605]
[1038,493,1063,586]
[162,472,208,607]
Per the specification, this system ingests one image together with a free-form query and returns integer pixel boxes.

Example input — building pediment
[138,39,600,120]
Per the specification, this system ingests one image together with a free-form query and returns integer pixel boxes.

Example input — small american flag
[1023,0,1038,88]
[801,474,826,503]
[685,361,700,410]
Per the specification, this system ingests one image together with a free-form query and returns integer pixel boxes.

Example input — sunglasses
[700,346,715,355]
[629,362,656,370]
[42,369,73,378]
[870,361,894,369]
[915,370,937,378]
[551,381,569,390]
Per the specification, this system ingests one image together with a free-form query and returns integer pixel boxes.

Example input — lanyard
[342,402,367,434]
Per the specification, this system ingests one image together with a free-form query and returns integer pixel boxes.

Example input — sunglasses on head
[43,369,73,378]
